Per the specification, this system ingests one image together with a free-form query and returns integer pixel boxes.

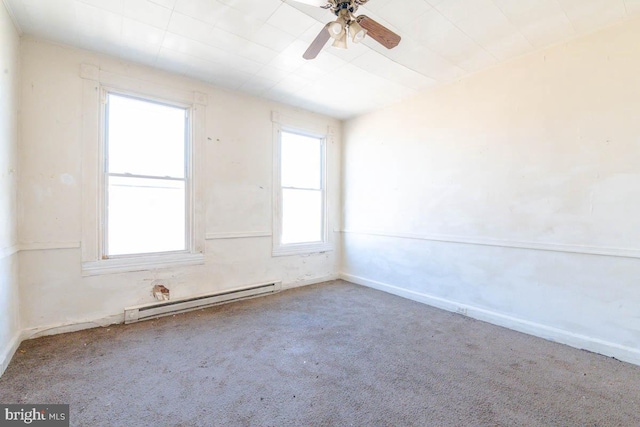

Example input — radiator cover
[124,281,282,324]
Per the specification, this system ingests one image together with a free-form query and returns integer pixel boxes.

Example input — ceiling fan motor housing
[333,1,356,15]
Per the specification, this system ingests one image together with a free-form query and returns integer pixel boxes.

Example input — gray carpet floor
[1,280,639,426]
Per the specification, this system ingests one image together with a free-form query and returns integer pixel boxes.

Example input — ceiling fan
[286,0,401,60]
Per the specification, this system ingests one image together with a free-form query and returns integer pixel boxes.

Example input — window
[104,92,190,257]
[274,128,331,256]
[80,64,205,276]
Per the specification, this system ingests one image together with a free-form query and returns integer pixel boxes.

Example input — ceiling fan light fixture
[349,20,367,43]
[293,0,402,59]
[328,18,345,39]
[332,31,348,49]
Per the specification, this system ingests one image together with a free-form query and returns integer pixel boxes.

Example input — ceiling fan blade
[285,0,331,7]
[357,15,401,49]
[303,23,331,60]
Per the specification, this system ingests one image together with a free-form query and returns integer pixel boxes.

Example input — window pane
[107,94,186,178]
[282,188,322,244]
[107,176,185,255]
[281,132,322,189]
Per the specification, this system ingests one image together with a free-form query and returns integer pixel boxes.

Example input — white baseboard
[2,314,124,378]
[0,331,22,378]
[16,277,336,339]
[340,272,640,367]
[282,274,338,290]
[13,276,335,342]
[21,314,124,341]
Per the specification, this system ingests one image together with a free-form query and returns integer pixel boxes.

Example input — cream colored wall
[342,17,640,365]
[18,38,341,336]
[0,0,21,376]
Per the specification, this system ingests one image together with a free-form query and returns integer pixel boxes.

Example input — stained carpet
[1,280,639,426]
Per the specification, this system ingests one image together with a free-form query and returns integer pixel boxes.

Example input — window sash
[280,131,323,190]
[102,90,191,258]
[106,176,187,256]
[275,128,328,253]
[281,188,323,245]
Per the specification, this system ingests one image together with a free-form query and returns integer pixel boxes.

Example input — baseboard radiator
[124,281,282,324]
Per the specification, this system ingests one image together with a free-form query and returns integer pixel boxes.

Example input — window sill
[272,242,333,257]
[81,252,204,276]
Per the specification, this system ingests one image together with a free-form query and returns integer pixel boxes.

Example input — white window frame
[272,113,332,256]
[101,89,192,258]
[80,64,206,276]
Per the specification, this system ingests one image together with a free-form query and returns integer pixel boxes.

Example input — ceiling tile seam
[353,24,460,82]
[393,1,510,74]
[379,0,434,30]
[152,29,168,65]
[157,25,271,72]
[126,4,175,32]
[156,44,257,80]
[151,34,166,64]
[245,80,278,96]
[487,0,535,51]
[228,0,282,23]
[250,23,296,55]
[240,77,279,96]
[348,53,435,91]
[261,66,298,87]
[568,4,640,39]
[372,47,453,85]
[152,3,176,66]
[422,3,499,64]
[166,11,221,40]
[166,10,287,59]
[76,0,124,16]
[553,0,579,34]
[75,1,125,45]
[389,1,434,43]
[149,0,177,12]
[263,2,284,22]
[317,48,393,84]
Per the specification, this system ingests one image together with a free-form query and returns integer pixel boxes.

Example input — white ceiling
[4,0,640,118]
